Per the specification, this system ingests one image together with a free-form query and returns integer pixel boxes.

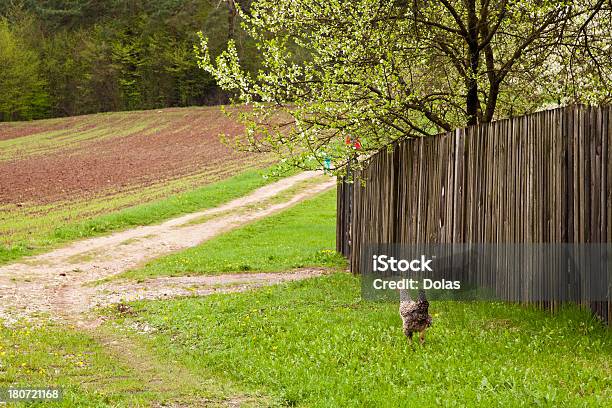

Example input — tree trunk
[483,80,500,123]
[466,49,480,126]
[465,0,480,127]
[227,0,237,41]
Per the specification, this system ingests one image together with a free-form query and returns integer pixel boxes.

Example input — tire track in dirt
[0,171,335,326]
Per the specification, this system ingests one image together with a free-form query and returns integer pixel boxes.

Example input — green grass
[0,321,152,406]
[117,188,346,280]
[0,167,286,265]
[115,273,612,407]
[0,320,251,407]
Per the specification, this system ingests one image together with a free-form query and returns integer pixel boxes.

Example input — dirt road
[0,172,334,326]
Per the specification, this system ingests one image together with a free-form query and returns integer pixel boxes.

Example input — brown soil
[0,119,80,141]
[0,108,270,204]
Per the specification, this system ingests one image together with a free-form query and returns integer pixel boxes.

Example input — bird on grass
[399,288,432,346]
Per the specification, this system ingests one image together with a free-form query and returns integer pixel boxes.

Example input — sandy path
[0,172,335,325]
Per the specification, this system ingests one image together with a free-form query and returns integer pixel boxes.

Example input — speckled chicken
[399,289,432,345]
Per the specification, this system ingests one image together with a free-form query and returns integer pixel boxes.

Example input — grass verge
[117,188,346,280]
[114,273,611,407]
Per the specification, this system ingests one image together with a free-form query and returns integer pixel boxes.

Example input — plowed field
[0,107,270,204]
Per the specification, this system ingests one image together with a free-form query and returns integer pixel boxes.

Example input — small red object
[345,135,362,150]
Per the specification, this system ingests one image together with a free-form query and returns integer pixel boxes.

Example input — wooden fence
[337,105,611,323]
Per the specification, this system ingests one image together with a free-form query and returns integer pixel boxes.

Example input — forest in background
[0,0,255,121]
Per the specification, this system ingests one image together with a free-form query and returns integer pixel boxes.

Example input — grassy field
[113,274,611,407]
[117,188,346,280]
